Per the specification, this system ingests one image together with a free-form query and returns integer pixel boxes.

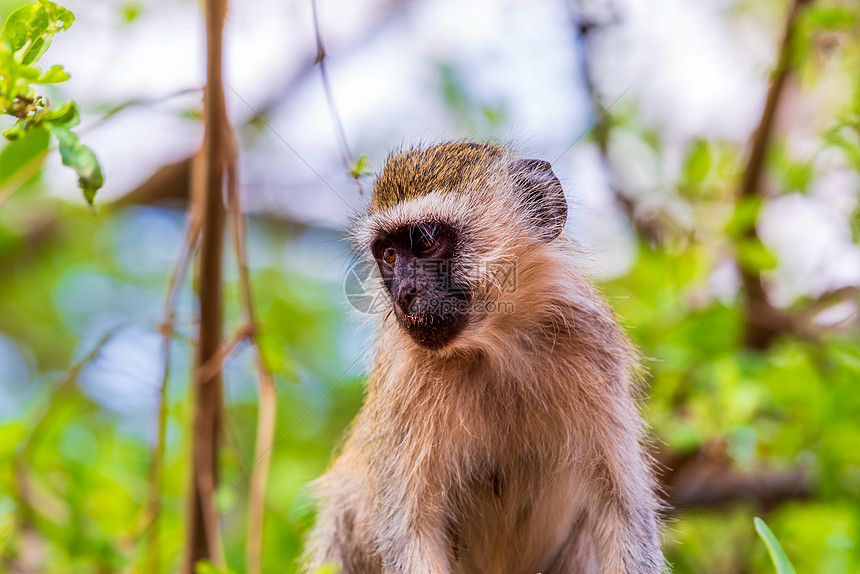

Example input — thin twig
[656,443,811,511]
[227,347,372,491]
[126,3,406,210]
[739,0,813,203]
[224,122,279,574]
[311,0,362,195]
[195,322,254,385]
[196,472,225,566]
[83,88,203,135]
[566,3,661,244]
[142,212,201,574]
[225,83,351,209]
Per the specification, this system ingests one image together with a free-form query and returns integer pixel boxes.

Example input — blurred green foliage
[0,200,367,572]
[0,0,103,204]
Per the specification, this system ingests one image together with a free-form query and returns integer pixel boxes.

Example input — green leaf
[49,122,76,151]
[194,561,223,574]
[3,3,75,66]
[824,124,860,171]
[481,105,505,129]
[439,63,470,116]
[684,139,711,184]
[21,36,51,66]
[56,7,74,30]
[349,154,370,178]
[194,560,237,574]
[754,517,797,574]
[48,124,104,204]
[805,5,857,30]
[120,2,143,24]
[70,145,103,204]
[785,160,813,194]
[43,100,79,127]
[25,4,50,43]
[4,3,50,55]
[2,4,38,51]
[19,65,40,80]
[2,119,28,141]
[13,76,30,97]
[33,64,69,84]
[0,124,49,185]
[0,4,96,206]
[737,238,778,272]
[0,48,18,75]
[727,196,763,238]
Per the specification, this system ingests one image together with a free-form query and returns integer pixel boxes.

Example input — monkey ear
[510,158,568,241]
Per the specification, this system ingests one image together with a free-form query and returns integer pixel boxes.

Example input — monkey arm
[306,404,456,574]
[301,461,384,574]
[375,493,453,574]
[572,402,666,574]
[367,429,457,573]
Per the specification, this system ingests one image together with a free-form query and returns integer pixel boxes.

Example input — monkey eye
[382,245,397,265]
[412,228,437,254]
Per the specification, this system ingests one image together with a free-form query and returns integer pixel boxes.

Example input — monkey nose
[398,286,418,314]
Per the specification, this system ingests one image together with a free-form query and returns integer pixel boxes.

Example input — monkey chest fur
[449,462,587,574]
[377,373,591,574]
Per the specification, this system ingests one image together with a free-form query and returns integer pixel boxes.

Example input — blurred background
[1,0,859,571]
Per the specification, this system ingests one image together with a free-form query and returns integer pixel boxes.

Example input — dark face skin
[371,222,470,349]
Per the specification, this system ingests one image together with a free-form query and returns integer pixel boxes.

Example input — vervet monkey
[304,142,665,573]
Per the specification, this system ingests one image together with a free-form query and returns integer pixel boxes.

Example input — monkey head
[355,142,568,351]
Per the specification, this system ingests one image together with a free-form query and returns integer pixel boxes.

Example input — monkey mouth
[395,302,468,349]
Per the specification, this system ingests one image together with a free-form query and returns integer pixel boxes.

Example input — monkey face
[371,222,470,349]
[359,143,571,352]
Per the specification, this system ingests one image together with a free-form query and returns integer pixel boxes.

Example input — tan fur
[304,143,665,573]
[370,142,505,212]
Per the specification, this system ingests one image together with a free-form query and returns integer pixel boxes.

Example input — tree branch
[184,0,229,568]
[568,5,664,245]
[737,0,813,350]
[194,322,254,385]
[657,442,812,511]
[311,0,362,195]
[142,212,201,574]
[223,126,279,574]
[116,2,406,210]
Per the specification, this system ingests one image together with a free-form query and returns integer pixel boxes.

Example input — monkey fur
[303,142,665,573]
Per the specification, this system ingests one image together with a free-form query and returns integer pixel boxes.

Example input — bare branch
[311,0,362,195]
[142,211,201,574]
[118,3,406,210]
[736,0,814,350]
[657,443,812,511]
[224,120,280,574]
[567,3,663,245]
[195,322,254,385]
[184,0,230,568]
[84,88,203,134]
